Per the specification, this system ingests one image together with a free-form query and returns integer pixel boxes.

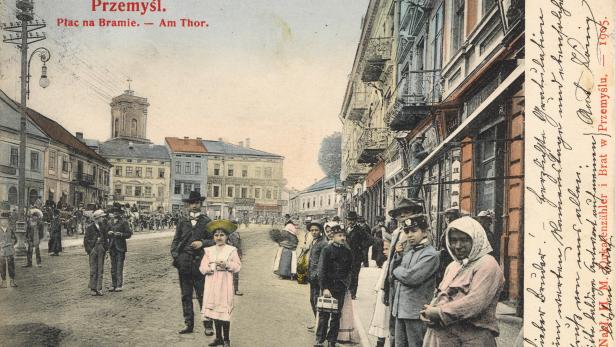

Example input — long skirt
[423,325,497,347]
[48,232,62,254]
[368,289,390,338]
[273,247,297,278]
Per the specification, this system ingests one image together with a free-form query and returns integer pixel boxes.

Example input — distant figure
[0,211,18,288]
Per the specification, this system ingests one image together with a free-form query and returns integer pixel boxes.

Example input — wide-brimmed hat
[182,191,206,203]
[388,198,424,217]
[29,208,43,218]
[345,211,358,220]
[330,224,345,234]
[92,209,107,219]
[206,219,237,235]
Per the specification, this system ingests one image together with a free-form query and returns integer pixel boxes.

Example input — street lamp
[27,47,51,98]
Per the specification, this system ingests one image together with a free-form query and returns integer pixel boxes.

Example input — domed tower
[109,86,151,143]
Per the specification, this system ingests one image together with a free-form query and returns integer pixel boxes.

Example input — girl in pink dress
[199,220,242,347]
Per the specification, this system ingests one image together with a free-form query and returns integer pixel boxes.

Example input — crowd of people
[272,199,503,347]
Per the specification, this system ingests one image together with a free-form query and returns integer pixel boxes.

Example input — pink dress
[199,244,242,321]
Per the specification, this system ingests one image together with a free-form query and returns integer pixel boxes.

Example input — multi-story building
[293,177,342,221]
[340,0,524,308]
[98,88,171,211]
[165,137,208,212]
[203,139,285,220]
[0,90,49,208]
[26,109,111,208]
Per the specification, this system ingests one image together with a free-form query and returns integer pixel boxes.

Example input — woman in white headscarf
[421,216,504,347]
[272,221,299,279]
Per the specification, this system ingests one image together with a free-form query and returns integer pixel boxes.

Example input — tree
[318,132,342,179]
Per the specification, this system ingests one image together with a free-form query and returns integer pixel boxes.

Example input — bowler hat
[206,219,237,235]
[388,198,424,217]
[345,211,358,220]
[182,191,206,203]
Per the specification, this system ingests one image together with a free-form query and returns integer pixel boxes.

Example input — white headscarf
[445,216,492,266]
[284,222,297,236]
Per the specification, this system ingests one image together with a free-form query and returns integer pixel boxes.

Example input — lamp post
[2,1,50,253]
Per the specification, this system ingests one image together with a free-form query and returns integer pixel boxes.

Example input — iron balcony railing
[361,37,393,82]
[399,69,442,105]
[357,128,389,163]
[73,172,94,186]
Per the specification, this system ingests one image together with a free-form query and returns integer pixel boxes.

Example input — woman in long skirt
[272,221,298,279]
[200,220,242,347]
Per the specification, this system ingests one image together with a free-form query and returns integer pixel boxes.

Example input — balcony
[388,70,441,131]
[361,38,393,82]
[73,172,94,186]
[348,91,369,121]
[357,128,389,164]
[340,151,370,184]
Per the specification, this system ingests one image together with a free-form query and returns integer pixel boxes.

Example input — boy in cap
[390,214,439,347]
[0,211,18,288]
[315,224,352,347]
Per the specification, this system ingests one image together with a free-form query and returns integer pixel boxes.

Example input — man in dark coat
[170,191,214,335]
[346,211,372,299]
[84,210,109,296]
[357,216,372,268]
[107,205,132,292]
[371,215,387,268]
[48,209,62,256]
[315,224,352,347]
[306,222,328,319]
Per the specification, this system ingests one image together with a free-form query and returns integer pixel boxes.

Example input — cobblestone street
[0,226,315,347]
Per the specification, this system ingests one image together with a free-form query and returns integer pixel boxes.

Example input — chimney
[239,141,244,147]
[245,138,250,148]
[76,132,83,141]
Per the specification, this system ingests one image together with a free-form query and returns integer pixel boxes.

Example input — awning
[366,162,385,188]
[393,64,524,188]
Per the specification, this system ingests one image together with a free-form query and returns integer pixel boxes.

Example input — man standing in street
[24,208,44,268]
[357,216,372,268]
[107,204,133,292]
[390,214,439,347]
[346,211,371,300]
[170,191,214,335]
[84,210,109,296]
[315,224,352,347]
[371,216,387,268]
[0,211,18,288]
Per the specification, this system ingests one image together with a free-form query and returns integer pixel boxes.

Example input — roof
[165,137,208,154]
[25,108,111,166]
[99,138,170,160]
[0,89,48,139]
[303,177,338,193]
[84,139,100,148]
[202,140,283,158]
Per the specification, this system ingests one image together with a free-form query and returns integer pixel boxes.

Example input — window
[126,166,133,177]
[213,185,220,197]
[227,186,234,198]
[174,181,181,194]
[451,0,465,54]
[175,162,181,174]
[30,152,40,172]
[185,162,192,175]
[146,167,152,178]
[135,167,142,177]
[62,157,69,172]
[195,162,201,175]
[48,151,56,170]
[254,187,261,199]
[125,185,133,196]
[131,118,138,137]
[266,189,272,199]
[104,172,109,185]
[114,184,122,196]
[158,186,164,199]
[115,166,122,176]
[320,197,323,207]
[135,186,142,197]
[158,168,165,178]
[227,164,234,177]
[430,4,444,70]
[194,184,201,193]
[183,183,192,195]
[9,148,18,167]
[242,166,248,178]
[241,187,248,198]
[255,167,261,178]
[214,163,220,176]
[145,186,152,197]
[8,186,17,204]
[264,167,272,178]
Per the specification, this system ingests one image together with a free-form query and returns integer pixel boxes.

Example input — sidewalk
[352,259,523,347]
[38,229,175,251]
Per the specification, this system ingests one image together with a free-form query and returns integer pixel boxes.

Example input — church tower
[109,84,151,143]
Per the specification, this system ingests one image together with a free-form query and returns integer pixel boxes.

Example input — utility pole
[2,1,50,235]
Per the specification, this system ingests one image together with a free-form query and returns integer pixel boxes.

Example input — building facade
[27,109,111,208]
[293,177,342,221]
[339,0,524,308]
[99,89,171,211]
[203,139,285,221]
[165,137,209,212]
[0,90,49,208]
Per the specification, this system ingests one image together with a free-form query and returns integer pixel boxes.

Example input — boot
[375,338,385,347]
[203,321,214,336]
[178,325,193,334]
[0,280,6,288]
[208,339,223,346]
[223,340,231,347]
[9,279,16,287]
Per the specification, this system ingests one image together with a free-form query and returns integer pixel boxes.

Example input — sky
[0,0,369,190]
